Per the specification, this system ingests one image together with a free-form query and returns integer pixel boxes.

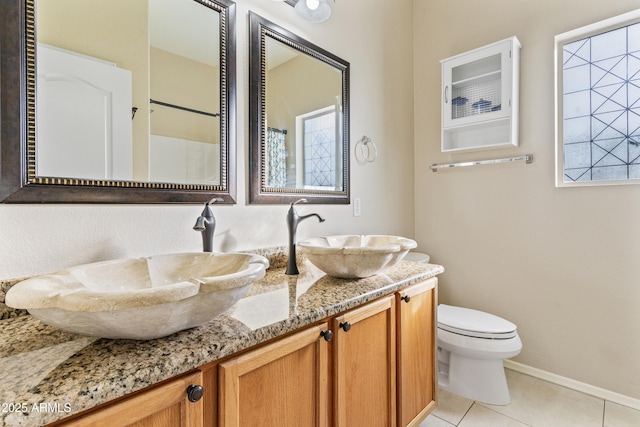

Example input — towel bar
[430,154,533,172]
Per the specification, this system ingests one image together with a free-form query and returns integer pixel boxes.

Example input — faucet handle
[291,198,307,207]
[206,197,223,206]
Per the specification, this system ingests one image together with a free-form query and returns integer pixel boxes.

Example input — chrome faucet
[286,199,325,275]
[193,197,222,252]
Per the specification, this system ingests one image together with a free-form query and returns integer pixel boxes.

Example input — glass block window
[556,12,640,186]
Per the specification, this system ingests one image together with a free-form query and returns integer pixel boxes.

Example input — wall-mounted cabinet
[441,36,521,152]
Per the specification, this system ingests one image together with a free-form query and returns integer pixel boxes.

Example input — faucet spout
[298,213,326,223]
[193,197,222,252]
[286,199,325,275]
[193,215,207,231]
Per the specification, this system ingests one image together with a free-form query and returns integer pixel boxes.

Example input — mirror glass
[249,12,349,204]
[0,0,236,203]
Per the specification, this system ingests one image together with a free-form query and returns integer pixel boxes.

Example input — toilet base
[438,351,511,405]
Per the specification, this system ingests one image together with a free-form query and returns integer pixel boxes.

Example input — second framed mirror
[248,12,350,204]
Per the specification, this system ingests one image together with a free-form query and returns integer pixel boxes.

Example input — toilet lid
[438,304,517,339]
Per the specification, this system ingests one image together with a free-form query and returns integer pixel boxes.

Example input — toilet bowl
[437,304,522,405]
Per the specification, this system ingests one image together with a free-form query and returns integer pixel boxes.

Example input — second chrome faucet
[286,199,325,275]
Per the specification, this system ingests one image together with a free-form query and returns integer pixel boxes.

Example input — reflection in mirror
[148,0,222,186]
[265,38,343,190]
[0,0,236,203]
[249,12,349,204]
[37,0,220,185]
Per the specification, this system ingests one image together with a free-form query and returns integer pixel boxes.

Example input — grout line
[474,402,534,427]
[459,402,474,425]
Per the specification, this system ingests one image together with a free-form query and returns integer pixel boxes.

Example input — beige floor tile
[604,401,640,426]
[420,414,456,427]
[479,369,604,427]
[459,404,530,427]
[432,388,474,425]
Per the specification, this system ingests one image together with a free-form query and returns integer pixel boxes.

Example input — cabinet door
[333,296,396,427]
[56,371,204,427]
[442,39,513,129]
[397,279,438,427]
[218,323,330,427]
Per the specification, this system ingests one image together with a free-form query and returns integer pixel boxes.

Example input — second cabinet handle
[401,295,411,303]
[339,321,351,332]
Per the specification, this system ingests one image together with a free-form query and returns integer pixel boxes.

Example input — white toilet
[437,304,522,405]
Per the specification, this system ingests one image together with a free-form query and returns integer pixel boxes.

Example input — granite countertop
[0,256,443,427]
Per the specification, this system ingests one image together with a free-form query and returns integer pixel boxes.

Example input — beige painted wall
[0,0,415,290]
[414,0,640,399]
[150,46,221,144]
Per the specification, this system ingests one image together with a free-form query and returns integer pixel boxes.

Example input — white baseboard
[504,360,640,411]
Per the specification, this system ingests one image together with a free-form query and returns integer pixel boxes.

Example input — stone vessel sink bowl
[297,235,417,279]
[5,252,269,340]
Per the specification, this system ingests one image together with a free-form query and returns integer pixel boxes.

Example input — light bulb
[305,0,320,10]
[295,0,331,22]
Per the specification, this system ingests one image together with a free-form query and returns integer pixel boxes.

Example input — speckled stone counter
[0,257,443,427]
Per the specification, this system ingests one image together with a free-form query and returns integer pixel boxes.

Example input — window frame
[295,105,342,190]
[555,9,640,187]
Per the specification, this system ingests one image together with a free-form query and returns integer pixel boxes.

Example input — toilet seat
[438,304,517,340]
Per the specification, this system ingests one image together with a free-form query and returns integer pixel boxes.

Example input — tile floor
[421,368,640,427]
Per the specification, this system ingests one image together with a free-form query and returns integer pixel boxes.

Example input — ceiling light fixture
[294,0,332,23]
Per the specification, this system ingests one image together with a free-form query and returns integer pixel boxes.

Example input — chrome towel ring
[355,135,377,164]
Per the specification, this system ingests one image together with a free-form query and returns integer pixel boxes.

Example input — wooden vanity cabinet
[217,296,398,427]
[396,278,438,427]
[333,295,396,427]
[55,370,205,427]
[217,322,331,427]
[48,278,437,427]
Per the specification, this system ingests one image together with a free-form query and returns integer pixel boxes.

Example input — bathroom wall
[150,46,220,144]
[414,0,640,401]
[0,0,415,279]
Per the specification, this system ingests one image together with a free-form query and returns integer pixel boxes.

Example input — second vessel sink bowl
[297,235,417,279]
[5,252,268,340]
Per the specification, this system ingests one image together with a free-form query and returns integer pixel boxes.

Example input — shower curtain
[265,129,287,187]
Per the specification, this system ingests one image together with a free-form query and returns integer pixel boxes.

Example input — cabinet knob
[186,384,204,403]
[339,321,351,332]
[401,295,411,303]
[320,330,333,342]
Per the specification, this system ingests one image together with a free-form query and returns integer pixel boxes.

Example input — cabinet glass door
[450,54,501,120]
[442,40,512,129]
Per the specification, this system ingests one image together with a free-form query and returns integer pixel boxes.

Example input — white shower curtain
[265,129,287,187]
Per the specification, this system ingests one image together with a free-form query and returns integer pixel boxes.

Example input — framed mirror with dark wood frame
[0,0,236,203]
[248,12,350,204]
